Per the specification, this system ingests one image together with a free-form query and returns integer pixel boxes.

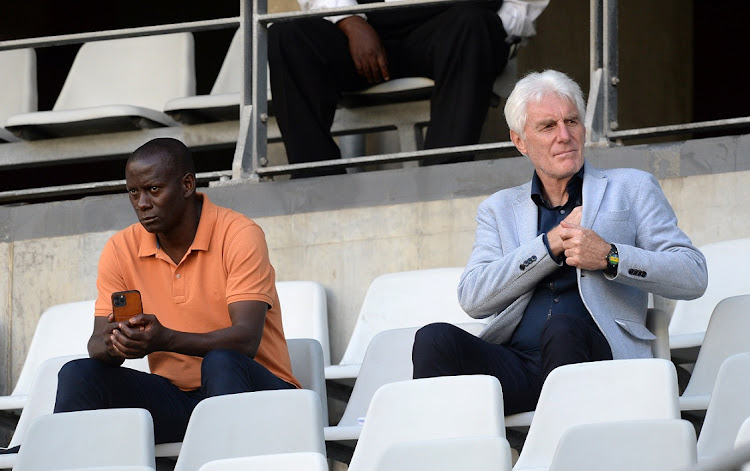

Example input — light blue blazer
[458,164,708,359]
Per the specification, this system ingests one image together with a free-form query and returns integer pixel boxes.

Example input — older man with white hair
[412,69,707,414]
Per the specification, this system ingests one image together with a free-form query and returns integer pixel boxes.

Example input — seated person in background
[54,137,299,444]
[268,0,549,177]
[412,70,708,415]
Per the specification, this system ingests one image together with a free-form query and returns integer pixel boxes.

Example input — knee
[58,358,106,387]
[413,323,461,358]
[268,21,296,48]
[202,349,245,376]
[269,19,317,54]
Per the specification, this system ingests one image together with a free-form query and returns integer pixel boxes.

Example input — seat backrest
[210,29,242,95]
[548,419,696,471]
[0,48,37,125]
[277,281,331,366]
[669,238,750,337]
[337,323,485,427]
[647,307,670,360]
[8,354,86,449]
[8,354,150,449]
[735,417,750,471]
[681,295,750,400]
[198,453,329,471]
[287,338,328,424]
[173,389,325,471]
[373,436,512,471]
[339,268,480,367]
[514,359,681,471]
[53,33,195,111]
[697,352,750,462]
[14,408,155,471]
[347,375,506,471]
[737,417,750,448]
[10,300,95,398]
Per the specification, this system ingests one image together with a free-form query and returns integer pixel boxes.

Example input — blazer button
[520,264,526,270]
[531,255,537,262]
[628,269,635,275]
[640,271,647,277]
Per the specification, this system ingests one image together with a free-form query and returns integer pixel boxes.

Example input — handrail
[0,170,231,204]
[0,17,239,51]
[256,141,519,177]
[608,117,750,141]
[257,0,482,23]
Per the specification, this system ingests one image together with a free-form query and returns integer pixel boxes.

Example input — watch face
[608,253,619,265]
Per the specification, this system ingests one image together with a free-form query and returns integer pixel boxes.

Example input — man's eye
[150,186,159,192]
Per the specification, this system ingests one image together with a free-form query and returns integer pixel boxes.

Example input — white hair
[504,70,586,137]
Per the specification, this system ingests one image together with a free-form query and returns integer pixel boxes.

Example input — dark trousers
[412,315,613,415]
[267,4,509,176]
[54,349,295,444]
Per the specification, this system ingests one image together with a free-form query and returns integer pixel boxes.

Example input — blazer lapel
[582,165,607,228]
[513,182,538,242]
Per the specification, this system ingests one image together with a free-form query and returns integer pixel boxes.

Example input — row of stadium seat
[7,352,750,470]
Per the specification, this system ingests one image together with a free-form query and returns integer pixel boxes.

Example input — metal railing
[234,0,517,180]
[586,0,750,144]
[1,0,749,203]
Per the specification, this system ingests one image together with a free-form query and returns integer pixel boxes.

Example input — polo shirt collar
[191,193,217,252]
[137,192,217,258]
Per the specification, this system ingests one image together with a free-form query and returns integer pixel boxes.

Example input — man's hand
[110,314,171,359]
[558,220,611,271]
[337,16,390,84]
[547,206,582,258]
[101,313,126,360]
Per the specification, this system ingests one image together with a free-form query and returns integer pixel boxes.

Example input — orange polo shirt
[94,193,299,390]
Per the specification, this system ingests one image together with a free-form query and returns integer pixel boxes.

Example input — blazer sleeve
[458,195,560,319]
[608,172,708,300]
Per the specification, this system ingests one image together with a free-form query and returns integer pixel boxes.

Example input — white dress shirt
[297,0,549,38]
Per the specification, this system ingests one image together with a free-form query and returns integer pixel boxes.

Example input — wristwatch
[604,243,619,276]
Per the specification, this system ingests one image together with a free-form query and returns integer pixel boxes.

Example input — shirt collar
[137,192,217,258]
[531,165,585,209]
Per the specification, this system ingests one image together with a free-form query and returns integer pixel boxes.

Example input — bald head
[127,137,196,181]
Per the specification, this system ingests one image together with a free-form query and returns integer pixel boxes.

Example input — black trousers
[54,349,295,444]
[268,4,509,176]
[412,314,613,415]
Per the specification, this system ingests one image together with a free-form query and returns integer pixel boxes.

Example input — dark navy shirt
[509,167,592,354]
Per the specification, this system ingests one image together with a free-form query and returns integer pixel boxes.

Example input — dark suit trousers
[267,4,509,175]
[412,316,613,415]
[54,349,295,444]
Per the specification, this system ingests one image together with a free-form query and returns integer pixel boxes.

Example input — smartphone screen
[111,290,143,322]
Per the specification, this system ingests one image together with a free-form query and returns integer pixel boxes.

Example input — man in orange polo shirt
[54,137,300,444]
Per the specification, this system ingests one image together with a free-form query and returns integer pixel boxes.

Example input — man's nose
[556,122,571,141]
[136,192,152,210]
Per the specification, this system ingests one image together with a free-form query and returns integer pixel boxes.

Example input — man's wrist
[603,243,619,276]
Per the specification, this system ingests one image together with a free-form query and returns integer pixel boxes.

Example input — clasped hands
[104,313,167,359]
[547,206,611,271]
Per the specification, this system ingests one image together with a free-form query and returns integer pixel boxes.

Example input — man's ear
[181,173,196,197]
[510,129,527,155]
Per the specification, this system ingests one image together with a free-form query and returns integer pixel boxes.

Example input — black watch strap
[604,243,619,276]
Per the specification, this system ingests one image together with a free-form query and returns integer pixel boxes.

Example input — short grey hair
[504,70,586,137]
